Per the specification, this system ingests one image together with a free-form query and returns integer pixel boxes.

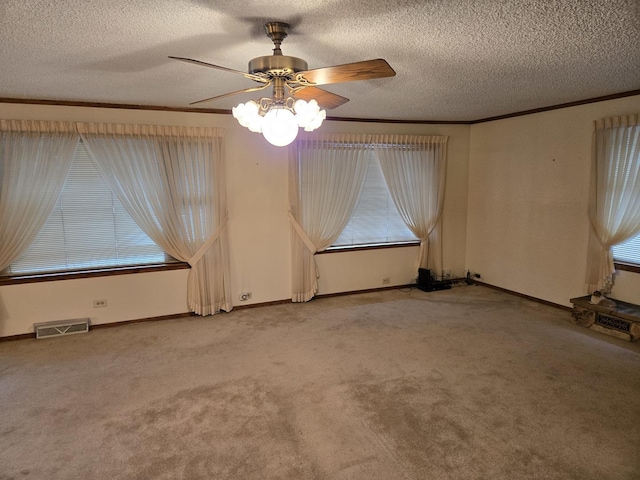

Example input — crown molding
[1,88,639,125]
[472,89,640,124]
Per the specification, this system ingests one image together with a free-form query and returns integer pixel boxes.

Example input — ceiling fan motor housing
[248,55,308,77]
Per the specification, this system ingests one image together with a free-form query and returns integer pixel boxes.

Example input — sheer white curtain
[0,120,78,272]
[289,133,370,302]
[586,115,640,293]
[373,135,448,274]
[78,123,231,315]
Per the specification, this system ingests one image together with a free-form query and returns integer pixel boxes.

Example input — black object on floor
[417,268,452,292]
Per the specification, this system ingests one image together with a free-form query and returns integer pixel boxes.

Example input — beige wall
[4,94,638,337]
[0,103,470,336]
[467,95,640,307]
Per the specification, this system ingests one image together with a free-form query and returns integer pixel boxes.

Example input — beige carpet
[1,285,639,480]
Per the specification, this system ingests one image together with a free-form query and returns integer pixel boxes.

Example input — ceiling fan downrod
[264,22,289,56]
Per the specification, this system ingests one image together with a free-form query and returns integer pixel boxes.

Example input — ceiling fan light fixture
[233,97,327,147]
[173,22,395,146]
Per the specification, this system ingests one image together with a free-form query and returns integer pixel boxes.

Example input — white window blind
[4,141,172,275]
[613,233,640,265]
[333,154,417,247]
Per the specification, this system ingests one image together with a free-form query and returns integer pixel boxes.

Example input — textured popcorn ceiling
[1,0,639,121]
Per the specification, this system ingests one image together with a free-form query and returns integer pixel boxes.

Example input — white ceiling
[1,0,639,121]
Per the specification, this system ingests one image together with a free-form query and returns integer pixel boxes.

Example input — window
[332,154,417,248]
[3,141,173,276]
[586,115,640,289]
[613,233,640,265]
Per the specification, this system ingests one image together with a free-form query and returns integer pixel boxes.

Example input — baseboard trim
[315,284,414,299]
[90,312,198,331]
[234,285,414,309]
[473,281,573,312]
[5,283,562,341]
[0,332,36,342]
[232,299,292,310]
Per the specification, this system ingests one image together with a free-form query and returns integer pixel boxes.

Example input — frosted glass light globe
[233,101,262,132]
[262,107,299,147]
[294,98,325,132]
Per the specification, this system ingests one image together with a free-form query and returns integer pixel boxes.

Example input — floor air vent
[34,318,90,339]
[596,313,631,333]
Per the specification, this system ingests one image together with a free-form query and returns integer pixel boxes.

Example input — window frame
[321,240,420,254]
[0,262,190,286]
[614,261,640,274]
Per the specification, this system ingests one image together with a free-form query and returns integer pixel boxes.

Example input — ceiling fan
[169,21,396,146]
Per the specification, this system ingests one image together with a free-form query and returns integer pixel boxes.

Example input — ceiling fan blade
[296,59,395,86]
[168,56,269,84]
[293,87,349,109]
[189,82,272,106]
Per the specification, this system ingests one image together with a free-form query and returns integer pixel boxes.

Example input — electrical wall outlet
[239,292,252,301]
[382,277,391,285]
[93,299,108,308]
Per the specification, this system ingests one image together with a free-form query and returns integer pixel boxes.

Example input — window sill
[319,241,420,255]
[615,262,640,274]
[0,262,190,286]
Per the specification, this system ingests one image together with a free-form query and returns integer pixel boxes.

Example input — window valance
[1,119,225,139]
